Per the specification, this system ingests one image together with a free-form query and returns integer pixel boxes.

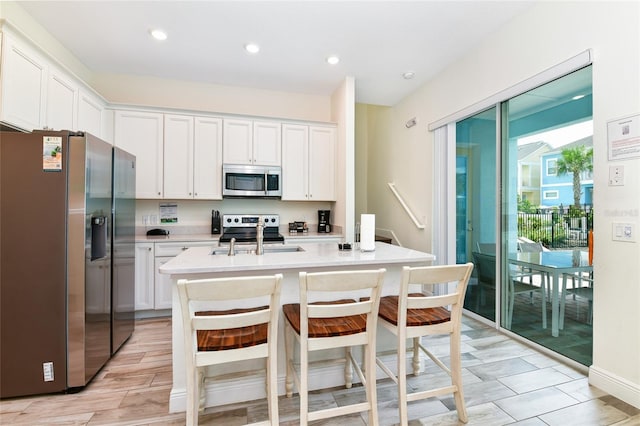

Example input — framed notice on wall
[608,113,640,161]
[160,203,178,223]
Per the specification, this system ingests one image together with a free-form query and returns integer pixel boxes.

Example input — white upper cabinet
[163,114,223,200]
[46,65,78,131]
[252,120,282,165]
[223,119,252,164]
[281,124,309,200]
[163,114,194,199]
[114,110,164,199]
[194,116,223,199]
[0,32,47,131]
[78,89,105,139]
[308,126,336,201]
[223,118,281,166]
[282,124,336,201]
[0,29,106,136]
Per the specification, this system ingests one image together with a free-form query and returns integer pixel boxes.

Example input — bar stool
[375,263,474,425]
[282,269,385,426]
[177,274,282,426]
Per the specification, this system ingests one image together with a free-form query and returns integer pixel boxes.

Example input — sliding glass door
[454,66,593,365]
[501,66,593,365]
[456,108,497,321]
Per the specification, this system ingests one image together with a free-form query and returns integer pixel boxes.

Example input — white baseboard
[589,365,640,409]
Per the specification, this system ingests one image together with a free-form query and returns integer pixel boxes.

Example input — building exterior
[540,136,593,208]
[518,141,551,206]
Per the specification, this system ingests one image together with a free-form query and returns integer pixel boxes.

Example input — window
[546,159,557,176]
[544,190,559,200]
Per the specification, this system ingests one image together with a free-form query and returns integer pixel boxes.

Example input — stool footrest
[308,402,371,422]
[406,385,457,402]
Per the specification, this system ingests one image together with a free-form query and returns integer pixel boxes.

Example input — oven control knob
[226,218,232,223]
[234,218,239,223]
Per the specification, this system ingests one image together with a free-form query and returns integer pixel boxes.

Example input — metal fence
[518,205,593,249]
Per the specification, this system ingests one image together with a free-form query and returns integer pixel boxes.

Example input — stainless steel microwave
[222,164,282,198]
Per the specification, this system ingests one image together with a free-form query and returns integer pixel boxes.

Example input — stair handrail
[387,182,425,229]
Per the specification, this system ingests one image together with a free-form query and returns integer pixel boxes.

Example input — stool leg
[412,337,421,375]
[364,342,379,426]
[267,343,279,425]
[300,336,309,426]
[344,346,353,388]
[398,335,409,425]
[451,328,468,423]
[284,321,294,398]
[185,366,199,426]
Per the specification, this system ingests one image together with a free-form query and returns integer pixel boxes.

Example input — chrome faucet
[227,237,236,256]
[255,217,264,255]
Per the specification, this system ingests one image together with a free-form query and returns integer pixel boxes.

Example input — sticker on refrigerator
[42,136,62,171]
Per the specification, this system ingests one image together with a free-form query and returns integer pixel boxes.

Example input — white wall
[94,73,332,123]
[360,0,640,407]
[331,77,356,241]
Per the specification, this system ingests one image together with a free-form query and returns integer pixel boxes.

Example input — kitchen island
[160,241,435,413]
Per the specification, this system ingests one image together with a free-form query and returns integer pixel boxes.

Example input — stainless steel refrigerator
[0,130,135,398]
[111,146,136,354]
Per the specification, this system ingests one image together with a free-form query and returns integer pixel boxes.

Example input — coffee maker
[317,210,331,233]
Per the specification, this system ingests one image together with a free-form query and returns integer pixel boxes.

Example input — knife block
[211,215,221,234]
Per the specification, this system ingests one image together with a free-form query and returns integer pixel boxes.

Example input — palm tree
[556,145,593,208]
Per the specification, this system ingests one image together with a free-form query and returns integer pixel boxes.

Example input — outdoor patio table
[509,250,592,337]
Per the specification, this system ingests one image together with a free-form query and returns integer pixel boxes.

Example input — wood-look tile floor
[1,316,639,425]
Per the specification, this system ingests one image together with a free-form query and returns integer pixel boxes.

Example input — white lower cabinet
[134,243,155,311]
[135,241,214,315]
[154,257,174,310]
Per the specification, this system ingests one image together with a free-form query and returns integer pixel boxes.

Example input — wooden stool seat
[378,295,451,327]
[282,300,366,337]
[196,307,268,351]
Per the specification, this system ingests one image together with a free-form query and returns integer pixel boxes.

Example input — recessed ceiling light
[245,43,260,54]
[150,29,167,41]
[403,71,415,80]
[326,55,340,65]
[572,94,586,100]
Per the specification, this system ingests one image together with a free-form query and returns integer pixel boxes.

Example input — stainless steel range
[219,214,285,244]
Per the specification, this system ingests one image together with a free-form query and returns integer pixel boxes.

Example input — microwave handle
[265,172,268,195]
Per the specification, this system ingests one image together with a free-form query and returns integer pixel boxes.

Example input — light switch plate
[609,165,624,186]
[612,222,635,242]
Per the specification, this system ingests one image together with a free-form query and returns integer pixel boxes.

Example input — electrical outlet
[609,165,624,186]
[43,362,54,382]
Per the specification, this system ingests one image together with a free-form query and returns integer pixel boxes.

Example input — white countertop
[159,242,435,275]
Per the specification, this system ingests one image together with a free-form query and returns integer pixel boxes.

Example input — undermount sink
[211,245,305,255]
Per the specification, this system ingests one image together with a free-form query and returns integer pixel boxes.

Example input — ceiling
[17,1,537,106]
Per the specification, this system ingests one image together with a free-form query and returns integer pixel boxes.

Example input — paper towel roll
[360,214,376,251]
